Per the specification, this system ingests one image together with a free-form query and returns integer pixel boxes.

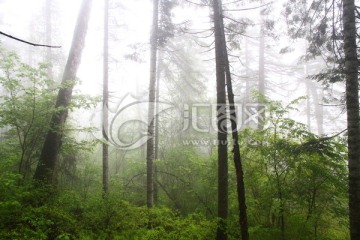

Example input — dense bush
[0,177,216,240]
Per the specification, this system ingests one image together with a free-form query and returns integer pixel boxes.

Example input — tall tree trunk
[33,0,93,185]
[245,38,250,103]
[309,83,324,135]
[216,2,249,239]
[343,0,360,239]
[213,0,228,239]
[45,0,53,79]
[154,53,162,206]
[306,77,312,132]
[258,25,265,95]
[146,0,159,208]
[275,168,285,240]
[258,12,265,129]
[303,42,312,132]
[102,0,109,196]
[224,27,250,240]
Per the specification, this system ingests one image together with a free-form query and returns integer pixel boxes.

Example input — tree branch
[0,31,61,48]
[223,1,273,12]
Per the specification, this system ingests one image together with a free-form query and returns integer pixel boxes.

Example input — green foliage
[239,97,349,240]
[0,45,99,181]
[154,145,217,216]
[0,175,216,240]
[283,0,345,85]
[0,46,56,178]
[0,44,350,239]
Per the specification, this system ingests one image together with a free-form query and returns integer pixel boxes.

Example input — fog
[0,0,354,239]
[0,0,347,140]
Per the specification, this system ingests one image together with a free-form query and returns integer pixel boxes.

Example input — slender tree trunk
[102,0,109,196]
[304,42,312,132]
[33,0,93,185]
[258,26,265,95]
[146,0,159,208]
[275,169,285,240]
[309,83,324,135]
[258,12,265,129]
[154,53,162,206]
[272,127,285,240]
[306,78,312,131]
[245,38,250,102]
[223,27,250,240]
[216,4,249,240]
[45,0,53,79]
[304,42,324,135]
[213,0,228,239]
[343,0,360,239]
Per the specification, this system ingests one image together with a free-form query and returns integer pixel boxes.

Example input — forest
[0,0,359,239]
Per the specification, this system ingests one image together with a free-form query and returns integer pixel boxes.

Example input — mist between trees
[0,0,357,239]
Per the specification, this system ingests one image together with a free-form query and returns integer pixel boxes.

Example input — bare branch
[200,46,215,53]
[224,26,260,39]
[0,31,61,48]
[183,0,208,7]
[223,1,273,11]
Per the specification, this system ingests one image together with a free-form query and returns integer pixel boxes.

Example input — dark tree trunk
[102,0,109,196]
[33,0,92,185]
[146,0,159,208]
[213,0,228,239]
[343,0,360,239]
[216,1,250,239]
[224,29,250,240]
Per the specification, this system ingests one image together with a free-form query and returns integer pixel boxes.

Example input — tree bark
[343,0,360,239]
[33,0,92,185]
[224,27,250,240]
[102,0,109,196]
[146,0,159,208]
[213,0,228,239]
[217,1,249,239]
